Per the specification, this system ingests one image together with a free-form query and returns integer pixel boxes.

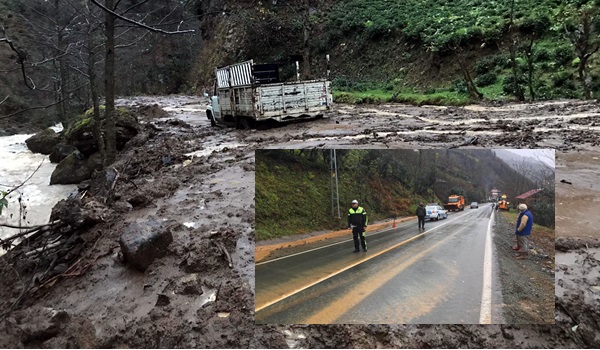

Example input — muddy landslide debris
[119,219,175,271]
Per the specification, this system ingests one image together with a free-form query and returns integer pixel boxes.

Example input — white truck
[205,60,333,129]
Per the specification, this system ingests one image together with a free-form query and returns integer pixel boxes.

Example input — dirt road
[1,96,599,348]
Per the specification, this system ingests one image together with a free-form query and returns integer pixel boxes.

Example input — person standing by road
[416,203,426,230]
[348,200,368,253]
[515,203,534,260]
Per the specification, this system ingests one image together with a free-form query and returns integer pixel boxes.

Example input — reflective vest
[348,206,368,227]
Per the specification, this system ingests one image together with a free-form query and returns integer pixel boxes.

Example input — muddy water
[556,152,600,238]
[0,125,76,250]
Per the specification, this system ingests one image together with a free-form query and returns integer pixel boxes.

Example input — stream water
[0,125,76,250]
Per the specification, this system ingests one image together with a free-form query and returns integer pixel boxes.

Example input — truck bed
[218,80,332,122]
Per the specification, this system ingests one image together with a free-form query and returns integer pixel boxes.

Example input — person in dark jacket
[416,203,426,230]
[348,200,368,252]
[515,203,534,260]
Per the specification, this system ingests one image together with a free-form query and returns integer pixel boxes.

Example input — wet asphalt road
[256,204,496,324]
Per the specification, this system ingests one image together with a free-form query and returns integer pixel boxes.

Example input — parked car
[425,205,448,221]
[470,202,479,209]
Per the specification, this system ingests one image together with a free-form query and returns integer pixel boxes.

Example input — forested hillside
[3,0,600,130]
[0,0,201,131]
[194,0,600,104]
[255,149,538,240]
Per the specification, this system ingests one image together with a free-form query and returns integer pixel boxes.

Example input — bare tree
[89,0,194,166]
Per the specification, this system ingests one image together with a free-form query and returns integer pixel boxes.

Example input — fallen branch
[24,240,63,257]
[0,220,61,231]
[104,168,120,204]
[38,245,119,290]
[0,220,61,248]
[215,241,233,268]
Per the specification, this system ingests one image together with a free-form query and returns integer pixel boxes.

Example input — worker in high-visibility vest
[348,200,368,253]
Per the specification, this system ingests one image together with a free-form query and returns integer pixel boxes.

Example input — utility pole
[330,149,334,217]
[334,149,341,219]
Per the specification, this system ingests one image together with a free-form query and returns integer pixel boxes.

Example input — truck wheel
[206,110,216,127]
[238,117,251,130]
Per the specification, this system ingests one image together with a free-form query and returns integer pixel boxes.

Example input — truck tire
[206,110,216,127]
[237,117,252,130]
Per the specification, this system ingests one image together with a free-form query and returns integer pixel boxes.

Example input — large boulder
[25,128,63,155]
[119,220,174,271]
[64,108,140,157]
[49,144,78,163]
[50,150,91,185]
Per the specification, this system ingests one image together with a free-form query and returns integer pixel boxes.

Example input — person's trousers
[352,226,367,250]
[418,216,426,228]
[517,235,529,254]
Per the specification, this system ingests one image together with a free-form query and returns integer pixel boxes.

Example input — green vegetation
[501,208,554,230]
[321,0,600,103]
[256,149,537,240]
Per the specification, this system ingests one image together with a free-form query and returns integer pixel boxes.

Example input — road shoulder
[255,217,416,263]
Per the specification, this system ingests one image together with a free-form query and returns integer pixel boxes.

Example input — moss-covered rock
[25,128,63,155]
[50,150,92,185]
[64,107,140,157]
[49,143,78,163]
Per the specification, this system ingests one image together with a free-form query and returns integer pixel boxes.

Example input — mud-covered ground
[493,212,555,324]
[1,96,599,348]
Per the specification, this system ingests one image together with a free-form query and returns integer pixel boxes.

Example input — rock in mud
[180,239,224,273]
[88,168,119,199]
[155,294,170,307]
[133,104,169,119]
[86,152,104,173]
[25,128,63,155]
[50,150,92,185]
[49,143,78,163]
[50,199,108,228]
[16,307,71,345]
[119,220,174,271]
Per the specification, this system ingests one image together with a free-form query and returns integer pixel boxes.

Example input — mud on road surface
[1,96,599,348]
[244,99,600,151]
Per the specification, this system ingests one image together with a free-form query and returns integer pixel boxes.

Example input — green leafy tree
[558,0,600,99]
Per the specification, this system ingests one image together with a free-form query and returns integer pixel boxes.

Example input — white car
[425,205,448,221]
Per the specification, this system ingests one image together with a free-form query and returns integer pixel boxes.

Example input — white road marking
[479,209,494,324]
[256,210,471,266]
[255,214,473,312]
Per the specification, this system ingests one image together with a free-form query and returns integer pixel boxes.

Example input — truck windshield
[449,198,459,202]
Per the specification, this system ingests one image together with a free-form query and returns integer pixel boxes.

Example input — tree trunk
[579,56,591,99]
[508,0,524,101]
[54,0,69,122]
[88,31,105,162]
[526,36,536,101]
[456,52,482,99]
[302,0,311,80]
[104,0,117,166]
